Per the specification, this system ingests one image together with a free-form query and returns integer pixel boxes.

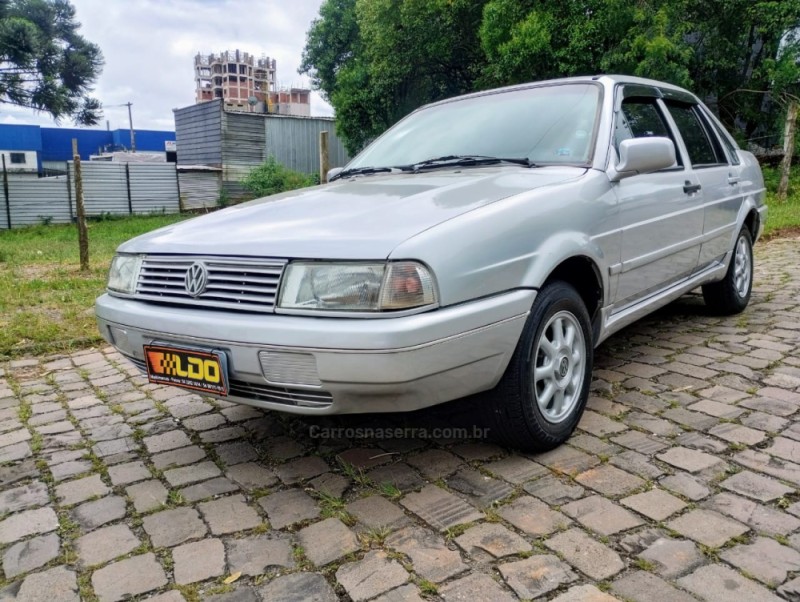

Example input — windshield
[347,83,601,170]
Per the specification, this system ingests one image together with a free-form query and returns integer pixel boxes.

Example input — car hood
[119,166,587,259]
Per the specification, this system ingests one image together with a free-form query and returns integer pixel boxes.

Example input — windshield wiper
[330,165,412,181]
[411,155,538,171]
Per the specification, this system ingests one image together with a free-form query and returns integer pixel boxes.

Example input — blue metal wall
[0,124,176,163]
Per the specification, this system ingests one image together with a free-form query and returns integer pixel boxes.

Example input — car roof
[419,74,699,110]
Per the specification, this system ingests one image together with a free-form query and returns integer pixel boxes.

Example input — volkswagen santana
[96,75,766,451]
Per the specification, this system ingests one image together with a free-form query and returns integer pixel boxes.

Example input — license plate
[144,345,228,396]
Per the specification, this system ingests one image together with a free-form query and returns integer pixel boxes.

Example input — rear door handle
[727,176,741,185]
[683,182,702,194]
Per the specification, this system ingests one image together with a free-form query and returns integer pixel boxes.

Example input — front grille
[135,256,286,313]
[121,354,332,409]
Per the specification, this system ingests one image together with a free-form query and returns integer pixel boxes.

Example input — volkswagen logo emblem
[559,357,569,378]
[185,262,209,297]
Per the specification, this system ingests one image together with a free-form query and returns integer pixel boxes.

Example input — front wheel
[482,281,593,452]
[702,227,753,315]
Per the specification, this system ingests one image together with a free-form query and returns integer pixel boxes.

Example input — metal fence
[1,162,181,229]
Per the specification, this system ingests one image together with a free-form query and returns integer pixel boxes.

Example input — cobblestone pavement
[1,237,800,602]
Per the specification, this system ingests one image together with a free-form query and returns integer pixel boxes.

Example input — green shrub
[242,156,317,198]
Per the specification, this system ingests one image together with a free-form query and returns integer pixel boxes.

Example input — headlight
[107,254,142,295]
[278,261,437,312]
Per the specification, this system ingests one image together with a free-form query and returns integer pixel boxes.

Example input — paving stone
[163,461,221,487]
[657,446,724,473]
[182,412,225,431]
[676,431,728,454]
[446,467,514,508]
[708,423,766,445]
[778,576,800,601]
[91,553,167,602]
[0,441,31,463]
[611,570,697,602]
[741,411,788,432]
[666,509,749,547]
[200,426,246,443]
[402,449,460,479]
[372,584,425,602]
[297,517,359,566]
[126,479,168,513]
[659,472,711,501]
[638,537,704,579]
[439,573,516,602]
[707,492,800,536]
[198,494,263,534]
[574,464,646,497]
[151,445,206,470]
[609,450,665,480]
[15,565,79,602]
[144,592,187,602]
[523,474,585,504]
[734,449,800,487]
[545,528,624,580]
[257,572,337,602]
[551,584,621,602]
[400,484,483,531]
[677,564,782,602]
[336,550,410,602]
[579,410,628,436]
[720,470,794,502]
[93,436,138,458]
[367,462,425,492]
[309,472,350,498]
[498,495,570,536]
[106,460,150,486]
[721,536,800,586]
[0,506,58,544]
[72,495,127,531]
[173,538,225,584]
[259,489,320,529]
[226,533,294,576]
[76,524,140,567]
[0,428,31,448]
[50,459,92,482]
[484,455,549,484]
[55,474,110,506]
[0,459,38,488]
[143,507,207,548]
[450,442,504,462]
[215,440,258,465]
[454,522,531,558]
[621,488,687,521]
[338,447,394,470]
[532,445,601,476]
[144,429,193,454]
[225,461,278,488]
[347,495,408,530]
[180,476,239,502]
[387,526,467,582]
[0,481,48,514]
[561,495,644,535]
[275,456,329,484]
[2,532,60,578]
[498,554,578,599]
[611,430,669,454]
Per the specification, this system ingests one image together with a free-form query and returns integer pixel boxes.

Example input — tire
[482,281,593,452]
[702,227,753,315]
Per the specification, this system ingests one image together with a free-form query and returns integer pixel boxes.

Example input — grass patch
[761,166,800,239]
[0,214,188,359]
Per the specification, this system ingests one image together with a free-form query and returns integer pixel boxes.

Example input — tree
[0,0,103,125]
[301,0,488,154]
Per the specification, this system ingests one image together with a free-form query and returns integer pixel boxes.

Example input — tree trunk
[778,99,798,202]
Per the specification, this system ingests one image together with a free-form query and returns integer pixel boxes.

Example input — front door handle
[683,182,702,195]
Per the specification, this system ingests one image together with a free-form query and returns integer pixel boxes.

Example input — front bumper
[95,290,534,414]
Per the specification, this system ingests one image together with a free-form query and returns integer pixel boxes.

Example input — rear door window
[666,103,727,168]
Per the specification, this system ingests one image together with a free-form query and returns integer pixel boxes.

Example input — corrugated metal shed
[178,167,221,210]
[265,115,348,174]
[175,101,223,166]
[69,162,129,216]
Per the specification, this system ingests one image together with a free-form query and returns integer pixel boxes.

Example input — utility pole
[126,102,136,153]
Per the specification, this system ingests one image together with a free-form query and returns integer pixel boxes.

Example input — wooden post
[72,139,89,272]
[319,131,330,184]
[1,155,10,229]
[778,98,798,202]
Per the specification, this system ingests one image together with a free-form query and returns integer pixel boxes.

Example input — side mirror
[608,137,677,182]
[326,167,343,182]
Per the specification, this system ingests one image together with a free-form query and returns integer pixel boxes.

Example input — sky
[0,0,332,131]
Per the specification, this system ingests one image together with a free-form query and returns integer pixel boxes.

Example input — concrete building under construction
[194,50,310,117]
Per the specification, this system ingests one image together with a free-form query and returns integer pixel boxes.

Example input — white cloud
[1,0,333,130]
